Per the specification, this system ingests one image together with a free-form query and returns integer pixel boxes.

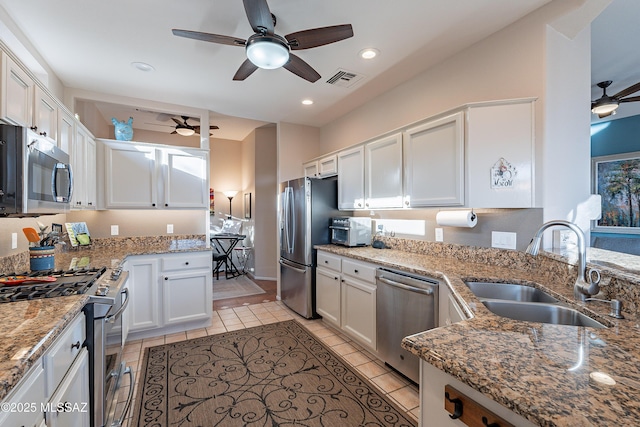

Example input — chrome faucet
[525,220,600,301]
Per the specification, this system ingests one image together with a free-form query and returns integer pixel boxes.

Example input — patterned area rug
[212,275,266,301]
[132,320,416,427]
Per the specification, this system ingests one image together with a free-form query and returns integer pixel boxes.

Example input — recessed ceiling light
[131,62,155,72]
[302,99,314,105]
[359,48,379,60]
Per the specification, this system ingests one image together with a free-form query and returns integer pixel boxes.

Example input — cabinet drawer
[161,253,211,271]
[44,312,85,397]
[342,259,376,283]
[317,251,341,272]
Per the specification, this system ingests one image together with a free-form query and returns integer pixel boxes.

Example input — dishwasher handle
[377,276,434,295]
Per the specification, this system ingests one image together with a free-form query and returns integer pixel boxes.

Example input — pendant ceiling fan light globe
[175,127,195,136]
[591,97,619,115]
[246,36,289,69]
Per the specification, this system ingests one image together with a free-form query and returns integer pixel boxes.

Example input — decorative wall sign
[491,157,517,189]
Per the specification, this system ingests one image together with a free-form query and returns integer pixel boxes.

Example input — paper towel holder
[470,208,476,221]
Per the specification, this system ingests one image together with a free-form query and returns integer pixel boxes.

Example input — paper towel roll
[436,210,477,228]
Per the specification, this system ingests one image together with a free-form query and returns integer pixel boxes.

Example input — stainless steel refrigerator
[279,177,340,318]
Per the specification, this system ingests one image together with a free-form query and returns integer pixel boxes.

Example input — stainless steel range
[0,266,133,427]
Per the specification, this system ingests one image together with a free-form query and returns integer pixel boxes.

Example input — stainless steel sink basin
[465,282,558,303]
[482,300,607,328]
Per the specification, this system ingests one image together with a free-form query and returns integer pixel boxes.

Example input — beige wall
[210,137,243,218]
[253,126,277,279]
[277,123,320,183]
[0,214,66,257]
[67,210,206,238]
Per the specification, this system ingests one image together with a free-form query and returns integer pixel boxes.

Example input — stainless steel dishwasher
[376,268,439,384]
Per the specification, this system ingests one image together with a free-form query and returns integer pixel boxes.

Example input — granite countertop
[0,236,210,401]
[316,244,640,427]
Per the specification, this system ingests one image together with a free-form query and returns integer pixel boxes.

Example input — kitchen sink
[465,282,558,303]
[482,300,607,328]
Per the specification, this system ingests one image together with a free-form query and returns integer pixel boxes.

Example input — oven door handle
[106,288,129,324]
[112,366,135,427]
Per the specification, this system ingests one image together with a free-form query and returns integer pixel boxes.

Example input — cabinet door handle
[185,262,189,265]
[354,269,359,273]
[71,341,81,350]
[164,277,169,280]
[152,203,156,207]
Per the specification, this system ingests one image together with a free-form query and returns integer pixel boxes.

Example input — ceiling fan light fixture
[591,98,619,116]
[246,35,289,69]
[175,127,195,136]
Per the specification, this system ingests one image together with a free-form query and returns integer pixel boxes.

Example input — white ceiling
[2,0,633,140]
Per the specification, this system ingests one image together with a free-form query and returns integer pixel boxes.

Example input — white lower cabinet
[316,251,376,351]
[420,361,536,427]
[126,251,213,339]
[0,361,46,427]
[341,275,376,350]
[0,312,89,427]
[316,267,341,327]
[45,349,90,427]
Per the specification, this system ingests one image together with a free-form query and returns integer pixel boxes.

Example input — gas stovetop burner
[0,267,108,303]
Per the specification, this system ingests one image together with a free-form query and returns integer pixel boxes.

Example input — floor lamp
[223,191,238,219]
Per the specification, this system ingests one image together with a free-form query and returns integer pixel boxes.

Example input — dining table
[210,233,246,278]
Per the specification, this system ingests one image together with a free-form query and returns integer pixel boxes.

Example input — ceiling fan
[171,116,219,136]
[172,0,354,82]
[591,80,640,118]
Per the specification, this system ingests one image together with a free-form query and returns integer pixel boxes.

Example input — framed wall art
[592,151,640,233]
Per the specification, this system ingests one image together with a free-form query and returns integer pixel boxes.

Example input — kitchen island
[0,235,209,401]
[317,240,640,426]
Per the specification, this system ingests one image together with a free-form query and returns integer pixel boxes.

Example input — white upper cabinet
[72,126,97,209]
[33,85,57,141]
[466,100,534,208]
[303,154,338,179]
[338,145,365,209]
[318,154,338,177]
[303,160,319,178]
[365,133,403,209]
[0,51,33,127]
[404,112,464,207]
[163,148,208,208]
[99,139,208,210]
[57,108,75,154]
[102,140,158,208]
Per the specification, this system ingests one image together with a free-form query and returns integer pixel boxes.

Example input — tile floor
[119,300,420,426]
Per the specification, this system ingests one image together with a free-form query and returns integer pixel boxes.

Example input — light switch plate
[492,231,517,249]
[11,233,17,249]
[167,224,174,234]
[435,228,444,242]
[111,225,119,236]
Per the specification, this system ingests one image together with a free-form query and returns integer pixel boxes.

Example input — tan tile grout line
[122,300,419,425]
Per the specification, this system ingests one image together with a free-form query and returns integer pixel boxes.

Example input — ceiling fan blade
[210,125,220,130]
[170,130,177,134]
[283,54,321,83]
[171,117,183,125]
[285,24,354,50]
[619,96,640,103]
[613,82,640,99]
[172,29,245,46]
[233,59,259,81]
[243,0,274,34]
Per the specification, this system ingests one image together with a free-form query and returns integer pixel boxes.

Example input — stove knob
[95,286,109,296]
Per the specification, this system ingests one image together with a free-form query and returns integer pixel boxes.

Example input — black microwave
[0,124,72,217]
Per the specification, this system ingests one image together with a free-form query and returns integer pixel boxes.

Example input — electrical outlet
[11,233,17,249]
[492,231,517,249]
[435,228,444,242]
[110,225,119,236]
[167,224,174,234]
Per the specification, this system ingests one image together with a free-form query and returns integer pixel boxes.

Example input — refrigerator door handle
[284,186,295,253]
[279,258,307,274]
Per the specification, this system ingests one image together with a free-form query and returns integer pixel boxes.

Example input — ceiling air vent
[326,69,365,88]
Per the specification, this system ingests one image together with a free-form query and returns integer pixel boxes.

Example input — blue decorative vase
[29,246,55,271]
[112,117,134,141]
